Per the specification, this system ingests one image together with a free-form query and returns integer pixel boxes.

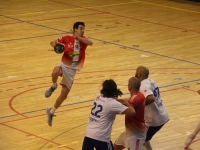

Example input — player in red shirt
[117,77,146,150]
[45,22,93,126]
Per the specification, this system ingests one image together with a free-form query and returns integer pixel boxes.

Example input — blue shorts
[146,124,165,141]
[82,136,114,150]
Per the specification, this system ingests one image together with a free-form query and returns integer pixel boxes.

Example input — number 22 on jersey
[91,102,103,118]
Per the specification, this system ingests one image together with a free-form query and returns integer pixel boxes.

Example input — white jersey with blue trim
[85,94,128,142]
[140,78,169,126]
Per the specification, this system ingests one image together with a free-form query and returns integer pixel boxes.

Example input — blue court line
[1,78,199,119]
[160,78,200,88]
[91,37,200,66]
[0,14,68,33]
[0,99,93,119]
[0,14,200,66]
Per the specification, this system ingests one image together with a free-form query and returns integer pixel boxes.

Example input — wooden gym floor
[0,0,200,149]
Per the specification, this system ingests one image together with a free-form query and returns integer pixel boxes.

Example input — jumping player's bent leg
[46,86,70,126]
[54,86,70,109]
[45,63,76,126]
[45,66,62,98]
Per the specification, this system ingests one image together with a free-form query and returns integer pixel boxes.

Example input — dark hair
[73,22,85,30]
[100,79,123,98]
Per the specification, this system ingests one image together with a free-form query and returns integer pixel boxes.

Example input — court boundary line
[0,86,194,121]
[0,13,200,65]
[0,122,74,150]
[1,87,199,149]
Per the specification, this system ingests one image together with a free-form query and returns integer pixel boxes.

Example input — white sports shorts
[57,62,76,90]
[115,131,146,150]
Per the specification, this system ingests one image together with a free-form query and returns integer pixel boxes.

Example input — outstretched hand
[117,98,129,106]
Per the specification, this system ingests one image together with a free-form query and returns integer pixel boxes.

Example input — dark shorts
[82,136,114,150]
[146,124,165,141]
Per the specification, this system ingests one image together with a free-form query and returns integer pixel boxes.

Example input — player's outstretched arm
[70,29,93,46]
[118,99,136,116]
[78,36,93,46]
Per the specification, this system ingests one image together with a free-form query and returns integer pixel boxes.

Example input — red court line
[0,76,49,85]
[8,86,50,118]
[111,13,200,34]
[27,13,103,22]
[160,87,183,92]
[3,86,200,148]
[2,104,92,124]
[1,68,200,85]
[28,84,35,87]
[48,0,200,34]
[16,86,24,89]
[4,87,182,124]
[6,89,14,91]
[182,88,198,92]
[0,123,74,150]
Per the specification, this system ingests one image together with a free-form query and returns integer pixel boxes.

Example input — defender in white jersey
[114,66,169,150]
[82,79,136,150]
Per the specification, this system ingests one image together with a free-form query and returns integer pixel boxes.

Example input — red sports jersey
[57,35,88,70]
[125,92,146,132]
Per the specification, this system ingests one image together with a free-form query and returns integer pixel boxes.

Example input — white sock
[52,83,57,88]
[50,106,56,114]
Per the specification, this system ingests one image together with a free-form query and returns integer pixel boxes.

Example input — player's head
[135,66,149,81]
[73,22,85,36]
[101,79,123,98]
[128,77,141,92]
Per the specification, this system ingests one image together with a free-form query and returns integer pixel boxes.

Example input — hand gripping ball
[54,44,64,54]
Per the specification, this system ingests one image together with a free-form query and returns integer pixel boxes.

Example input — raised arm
[70,29,93,46]
[77,36,93,46]
[118,99,136,116]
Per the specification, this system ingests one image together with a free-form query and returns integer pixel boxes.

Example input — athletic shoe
[46,108,54,126]
[45,84,57,98]
[184,133,196,148]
